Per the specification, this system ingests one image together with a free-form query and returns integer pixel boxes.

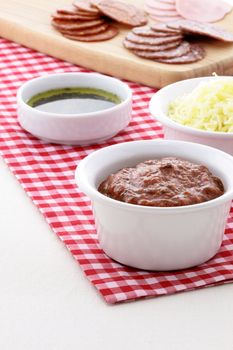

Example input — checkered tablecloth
[0,38,233,304]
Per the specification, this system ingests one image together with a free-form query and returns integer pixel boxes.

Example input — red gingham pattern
[0,38,233,304]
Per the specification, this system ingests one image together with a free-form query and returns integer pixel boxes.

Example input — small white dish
[17,73,132,145]
[76,140,233,271]
[149,76,233,156]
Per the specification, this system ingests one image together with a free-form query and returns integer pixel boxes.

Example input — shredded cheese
[168,80,233,133]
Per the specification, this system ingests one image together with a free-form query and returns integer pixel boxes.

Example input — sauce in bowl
[99,157,224,207]
[27,87,122,114]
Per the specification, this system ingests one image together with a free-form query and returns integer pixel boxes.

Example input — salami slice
[132,41,191,59]
[56,7,98,17]
[52,18,105,30]
[59,23,109,36]
[150,22,181,34]
[73,0,100,14]
[157,44,205,63]
[132,26,182,37]
[95,0,147,26]
[52,13,100,21]
[168,20,233,42]
[62,25,119,41]
[176,0,232,23]
[126,32,182,45]
[123,38,181,51]
[56,7,80,15]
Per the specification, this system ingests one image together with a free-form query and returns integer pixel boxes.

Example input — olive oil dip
[27,87,122,114]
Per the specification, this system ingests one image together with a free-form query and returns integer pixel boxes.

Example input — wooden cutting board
[0,0,233,88]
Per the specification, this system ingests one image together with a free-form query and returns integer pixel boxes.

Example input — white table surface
[1,0,233,346]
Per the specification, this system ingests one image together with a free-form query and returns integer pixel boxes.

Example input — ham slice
[146,0,176,11]
[176,0,232,23]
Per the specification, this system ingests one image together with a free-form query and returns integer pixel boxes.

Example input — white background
[1,1,233,349]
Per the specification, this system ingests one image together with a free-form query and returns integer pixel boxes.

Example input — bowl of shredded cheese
[149,76,233,155]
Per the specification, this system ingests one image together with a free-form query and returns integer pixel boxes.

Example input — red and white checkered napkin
[0,38,233,304]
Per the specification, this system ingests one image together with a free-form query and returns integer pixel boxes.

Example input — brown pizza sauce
[98,157,224,207]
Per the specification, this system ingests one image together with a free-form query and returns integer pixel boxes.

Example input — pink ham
[176,0,232,23]
[145,6,180,16]
[145,0,181,22]
[150,14,183,22]
[146,0,176,11]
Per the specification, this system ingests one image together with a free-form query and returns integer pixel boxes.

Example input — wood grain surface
[0,0,233,87]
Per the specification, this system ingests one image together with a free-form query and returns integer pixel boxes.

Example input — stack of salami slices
[52,1,119,42]
[145,0,232,23]
[124,20,233,64]
[52,0,147,42]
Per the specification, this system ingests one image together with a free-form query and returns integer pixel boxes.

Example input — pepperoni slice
[95,0,147,26]
[168,20,233,42]
[62,25,119,41]
[157,44,205,63]
[123,38,181,51]
[132,41,191,59]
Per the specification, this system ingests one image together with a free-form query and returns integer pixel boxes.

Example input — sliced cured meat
[150,14,183,22]
[157,44,205,64]
[94,0,147,26]
[91,0,102,6]
[59,23,109,36]
[73,0,100,14]
[145,6,180,17]
[156,0,176,3]
[176,0,232,23]
[132,41,191,59]
[52,18,105,30]
[52,13,100,21]
[56,7,80,15]
[150,22,181,34]
[62,25,119,41]
[145,0,176,11]
[132,26,182,37]
[123,38,181,51]
[126,32,182,45]
[56,7,98,17]
[168,20,233,42]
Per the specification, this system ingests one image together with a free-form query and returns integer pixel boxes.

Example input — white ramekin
[17,72,132,145]
[75,140,233,271]
[149,76,233,156]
